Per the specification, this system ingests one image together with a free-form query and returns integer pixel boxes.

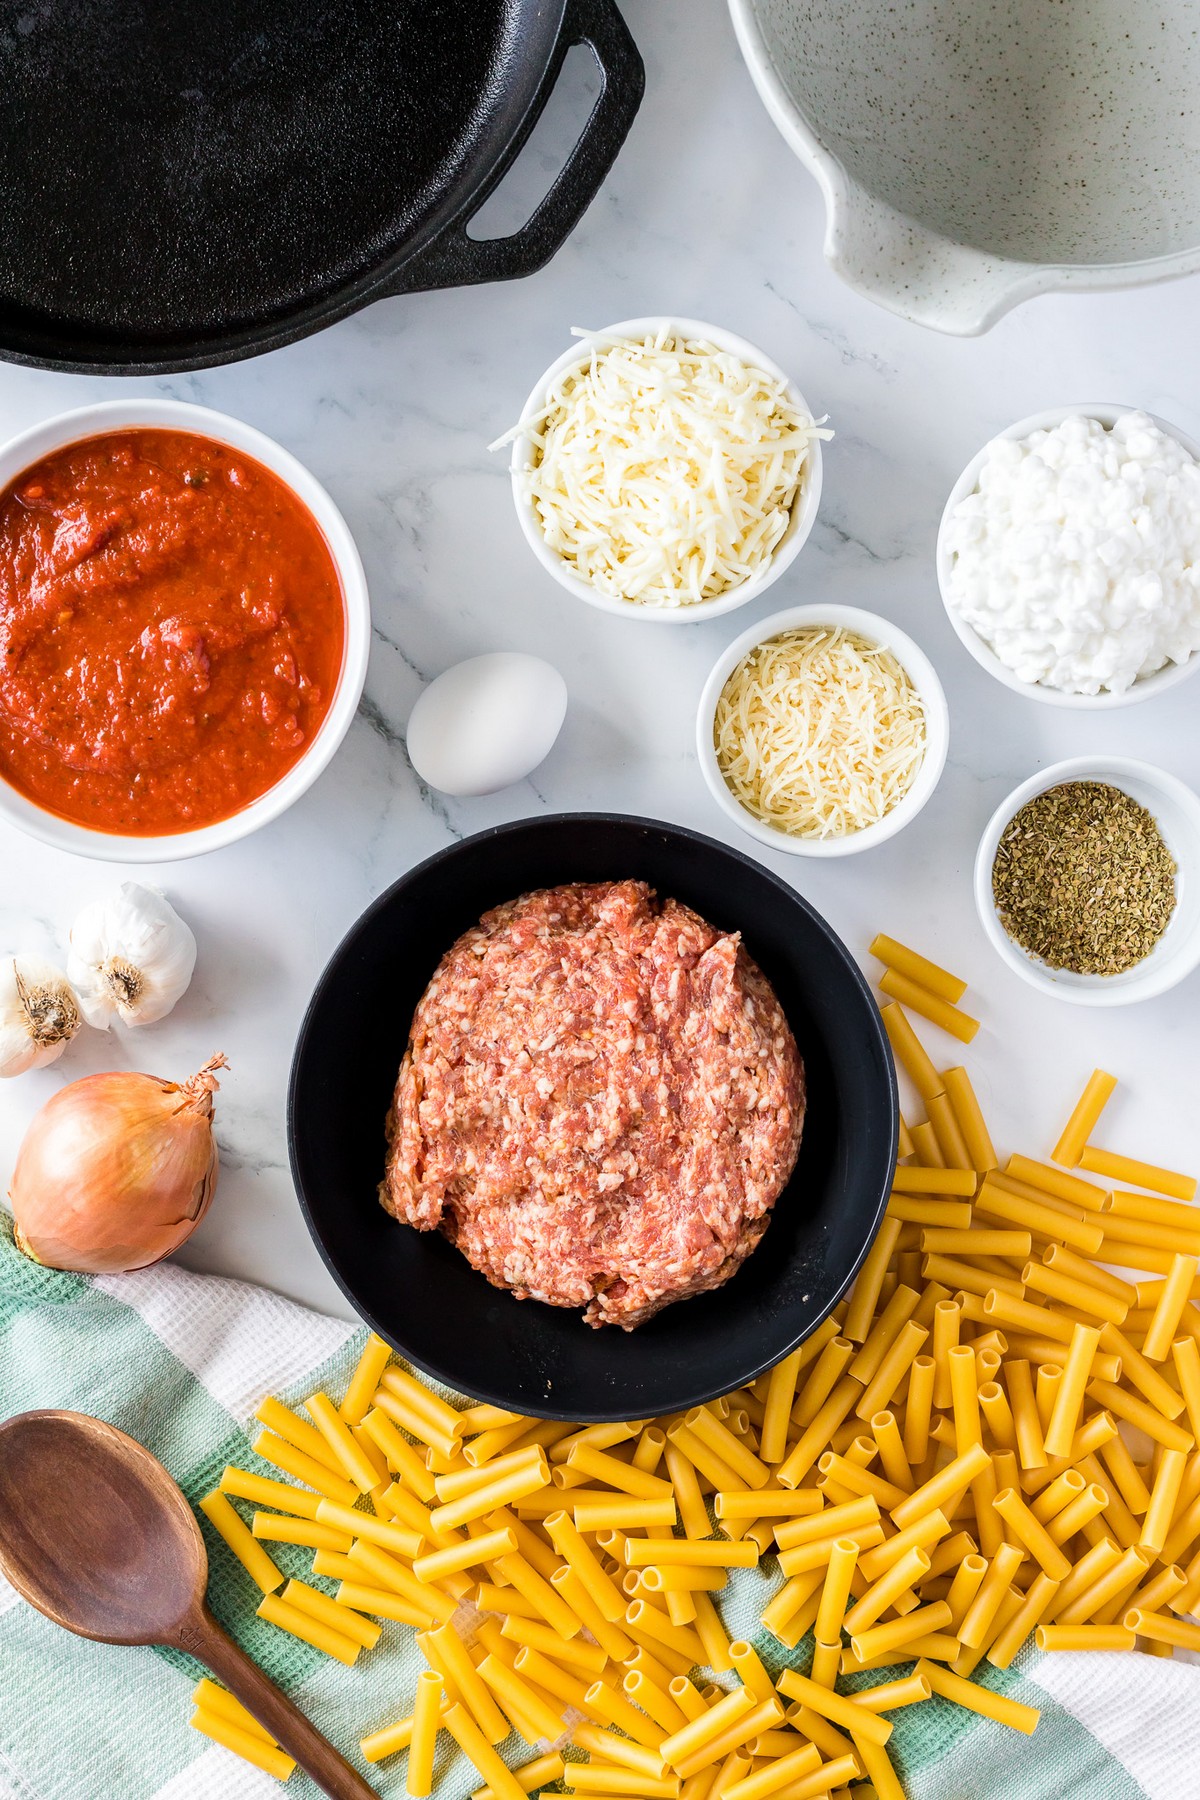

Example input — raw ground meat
[380,880,805,1328]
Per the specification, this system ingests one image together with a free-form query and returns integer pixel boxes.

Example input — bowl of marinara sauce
[0,400,369,861]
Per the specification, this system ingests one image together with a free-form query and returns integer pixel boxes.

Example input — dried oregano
[992,781,1176,976]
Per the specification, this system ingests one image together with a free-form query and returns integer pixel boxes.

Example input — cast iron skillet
[288,815,897,1421]
[0,0,643,374]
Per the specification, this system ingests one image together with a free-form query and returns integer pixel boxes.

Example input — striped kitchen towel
[0,1211,1196,1800]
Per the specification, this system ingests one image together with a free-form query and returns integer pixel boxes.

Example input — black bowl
[288,814,897,1420]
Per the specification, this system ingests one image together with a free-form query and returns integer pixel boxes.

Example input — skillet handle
[383,0,644,294]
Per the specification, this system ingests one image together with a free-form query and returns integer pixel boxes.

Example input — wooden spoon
[0,1410,378,1799]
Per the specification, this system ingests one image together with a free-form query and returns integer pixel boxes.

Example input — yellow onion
[9,1055,227,1273]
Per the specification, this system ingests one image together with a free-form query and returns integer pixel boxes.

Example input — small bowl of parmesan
[499,318,828,621]
[696,603,949,857]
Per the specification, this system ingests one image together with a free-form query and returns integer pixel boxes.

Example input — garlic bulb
[68,883,197,1030]
[0,955,81,1078]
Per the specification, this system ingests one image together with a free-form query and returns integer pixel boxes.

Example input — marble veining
[2,0,1200,1317]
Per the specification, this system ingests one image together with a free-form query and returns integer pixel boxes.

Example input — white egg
[405,652,568,797]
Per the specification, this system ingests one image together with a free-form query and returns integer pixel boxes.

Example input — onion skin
[9,1058,225,1274]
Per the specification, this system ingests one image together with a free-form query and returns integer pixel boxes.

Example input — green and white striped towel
[1,1212,1196,1800]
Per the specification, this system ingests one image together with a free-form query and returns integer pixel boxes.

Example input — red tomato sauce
[0,429,346,835]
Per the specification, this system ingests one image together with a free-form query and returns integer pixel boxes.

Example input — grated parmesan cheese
[714,627,926,839]
[499,327,829,607]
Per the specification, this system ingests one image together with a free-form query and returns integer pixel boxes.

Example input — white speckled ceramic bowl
[697,603,949,858]
[936,403,1200,709]
[730,0,1200,334]
[509,317,822,623]
[974,757,1200,1006]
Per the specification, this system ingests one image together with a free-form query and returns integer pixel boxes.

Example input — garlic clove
[0,955,81,1078]
[67,882,197,1030]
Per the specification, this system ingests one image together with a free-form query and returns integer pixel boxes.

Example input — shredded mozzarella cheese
[501,328,828,607]
[714,627,926,839]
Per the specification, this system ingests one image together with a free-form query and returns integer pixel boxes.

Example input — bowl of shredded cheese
[697,604,948,857]
[500,318,828,620]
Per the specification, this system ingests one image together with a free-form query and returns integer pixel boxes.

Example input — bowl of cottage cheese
[937,406,1200,707]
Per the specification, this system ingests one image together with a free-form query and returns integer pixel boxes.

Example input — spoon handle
[182,1606,380,1800]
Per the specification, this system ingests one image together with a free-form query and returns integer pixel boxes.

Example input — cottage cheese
[942,412,1200,695]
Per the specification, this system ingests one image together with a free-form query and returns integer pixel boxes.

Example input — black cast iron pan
[0,0,643,374]
[288,814,898,1421]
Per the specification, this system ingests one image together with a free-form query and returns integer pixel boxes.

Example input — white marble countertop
[3,0,1200,1320]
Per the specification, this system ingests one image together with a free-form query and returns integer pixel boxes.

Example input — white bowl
[696,603,949,858]
[936,403,1200,709]
[509,317,823,624]
[0,399,370,863]
[974,756,1200,1006]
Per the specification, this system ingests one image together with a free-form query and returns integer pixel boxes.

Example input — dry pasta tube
[776,1672,891,1749]
[760,1348,803,1466]
[880,1003,945,1107]
[887,1195,973,1227]
[722,1743,822,1800]
[359,1408,439,1502]
[256,1593,360,1665]
[191,1680,276,1744]
[891,1441,990,1530]
[413,1526,517,1584]
[992,1489,1071,1581]
[844,1220,904,1344]
[250,1513,353,1554]
[793,1339,857,1428]
[472,1756,566,1800]
[197,1491,283,1595]
[716,1490,822,1520]
[843,1546,931,1636]
[282,1579,380,1650]
[477,1655,565,1745]
[943,1066,997,1172]
[585,1679,667,1751]
[1124,1609,1200,1652]
[915,1660,1040,1734]
[254,1396,347,1475]
[251,1432,359,1507]
[1142,1254,1200,1361]
[627,1539,758,1570]
[189,1708,296,1781]
[1085,1381,1194,1452]
[1052,1071,1117,1168]
[376,1365,463,1440]
[870,936,968,1003]
[494,1552,581,1639]
[1007,1155,1108,1212]
[674,1700,785,1780]
[553,1568,633,1662]
[850,1739,904,1800]
[1078,1147,1197,1202]
[500,1612,607,1675]
[683,1407,770,1490]
[911,1122,946,1168]
[626,1599,703,1666]
[727,1641,775,1704]
[814,1539,859,1643]
[340,1335,395,1430]
[775,1497,879,1551]
[573,1726,668,1779]
[1139,1448,1188,1554]
[576,1498,678,1533]
[443,1703,527,1800]
[436,1445,546,1502]
[985,1571,1060,1670]
[659,1687,757,1771]
[313,1499,421,1559]
[928,1091,972,1170]
[1037,1624,1136,1652]
[665,1423,742,1493]
[1043,1322,1101,1459]
[879,969,979,1042]
[217,1465,322,1521]
[890,1166,976,1197]
[854,1672,932,1713]
[563,1771,680,1799]
[1173,1336,1200,1440]
[664,1442,710,1542]
[850,1600,952,1664]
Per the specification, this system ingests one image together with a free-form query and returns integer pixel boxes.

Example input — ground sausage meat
[380,880,805,1329]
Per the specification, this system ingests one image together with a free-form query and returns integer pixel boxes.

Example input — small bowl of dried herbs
[974,755,1200,1005]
